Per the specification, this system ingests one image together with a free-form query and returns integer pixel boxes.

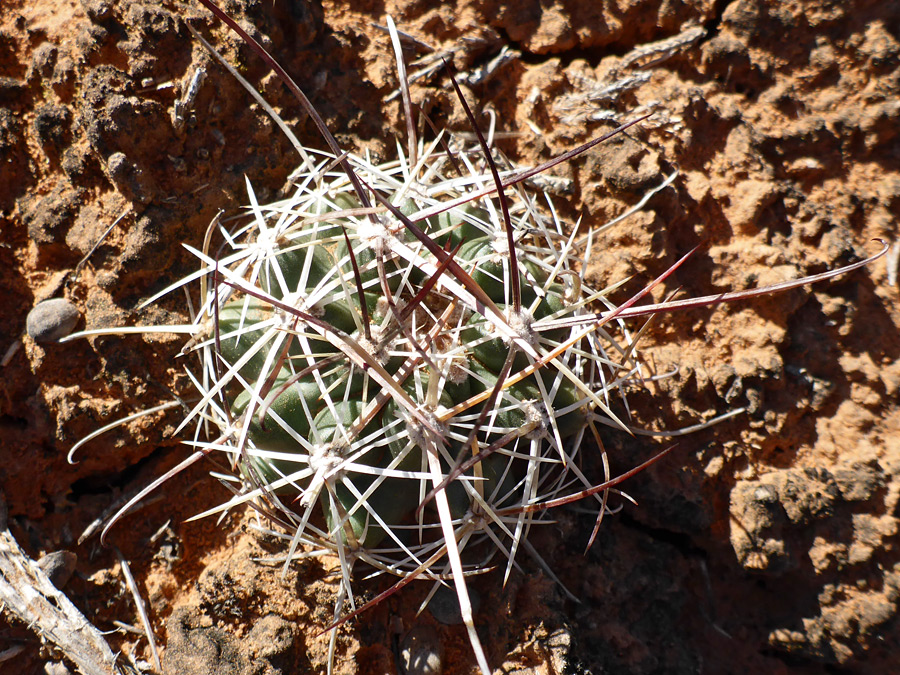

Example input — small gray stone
[26,298,80,342]
[426,585,480,625]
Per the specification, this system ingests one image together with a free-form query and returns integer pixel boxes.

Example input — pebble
[26,298,80,342]
[426,585,480,625]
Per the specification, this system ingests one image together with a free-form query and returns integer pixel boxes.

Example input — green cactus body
[315,398,420,547]
[220,184,601,555]
[423,201,489,248]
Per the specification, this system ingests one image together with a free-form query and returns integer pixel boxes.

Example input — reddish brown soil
[2,1,899,674]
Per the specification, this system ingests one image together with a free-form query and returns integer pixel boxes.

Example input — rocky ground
[2,0,899,673]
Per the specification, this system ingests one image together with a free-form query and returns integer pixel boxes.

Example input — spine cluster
[204,157,632,578]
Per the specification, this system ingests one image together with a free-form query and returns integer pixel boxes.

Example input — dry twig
[0,496,121,675]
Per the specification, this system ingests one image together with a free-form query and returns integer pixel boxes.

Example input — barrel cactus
[219,191,592,550]
[184,137,640,670]
[224,175,616,525]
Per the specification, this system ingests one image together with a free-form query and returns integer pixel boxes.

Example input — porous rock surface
[1,0,898,673]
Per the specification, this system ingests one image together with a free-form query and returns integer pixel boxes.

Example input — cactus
[187,141,641,671]
[214,176,613,546]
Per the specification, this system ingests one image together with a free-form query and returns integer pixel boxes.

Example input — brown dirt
[2,0,899,673]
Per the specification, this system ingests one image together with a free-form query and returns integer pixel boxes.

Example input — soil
[2,1,899,674]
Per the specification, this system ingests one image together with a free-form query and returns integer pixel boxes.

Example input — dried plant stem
[0,497,120,675]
